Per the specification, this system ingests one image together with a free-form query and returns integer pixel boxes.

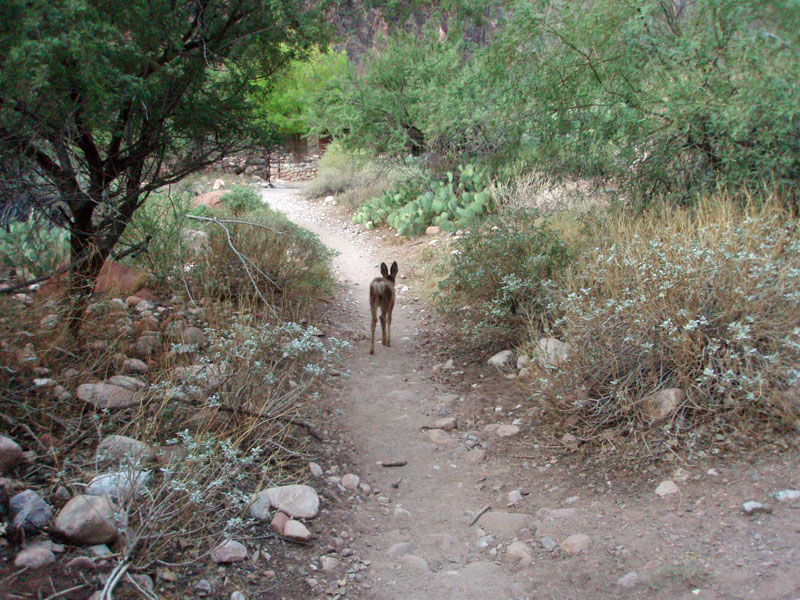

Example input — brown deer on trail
[369,261,398,355]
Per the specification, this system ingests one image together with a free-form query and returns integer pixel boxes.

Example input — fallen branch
[469,504,492,527]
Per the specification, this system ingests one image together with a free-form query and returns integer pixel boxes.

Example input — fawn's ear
[380,262,389,278]
[390,261,399,278]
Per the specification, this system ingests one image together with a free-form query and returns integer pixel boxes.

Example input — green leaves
[352,164,494,235]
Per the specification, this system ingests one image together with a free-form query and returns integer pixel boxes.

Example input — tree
[0,0,327,334]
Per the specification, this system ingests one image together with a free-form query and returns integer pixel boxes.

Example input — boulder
[54,495,119,545]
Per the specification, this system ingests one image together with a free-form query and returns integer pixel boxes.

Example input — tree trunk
[66,228,108,338]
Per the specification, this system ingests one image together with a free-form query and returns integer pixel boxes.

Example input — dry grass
[523,193,800,452]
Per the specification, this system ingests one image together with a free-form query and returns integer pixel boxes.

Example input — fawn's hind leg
[386,306,392,347]
[369,303,377,354]
[380,311,387,346]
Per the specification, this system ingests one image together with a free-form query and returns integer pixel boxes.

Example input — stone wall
[215,148,320,182]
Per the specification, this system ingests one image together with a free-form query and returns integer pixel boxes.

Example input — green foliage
[220,186,261,216]
[353,164,494,235]
[489,0,800,201]
[251,49,348,138]
[0,215,69,279]
[435,210,570,345]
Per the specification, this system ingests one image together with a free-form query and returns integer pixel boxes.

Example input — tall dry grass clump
[527,195,800,450]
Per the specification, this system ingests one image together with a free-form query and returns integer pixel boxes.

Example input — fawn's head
[380,261,399,283]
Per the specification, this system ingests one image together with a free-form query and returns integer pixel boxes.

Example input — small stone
[66,556,96,570]
[617,571,639,587]
[320,556,340,571]
[642,388,684,421]
[270,512,289,535]
[706,468,719,476]
[195,579,213,596]
[398,554,429,571]
[251,484,319,519]
[516,354,530,371]
[14,546,55,569]
[88,544,112,557]
[0,435,24,473]
[535,338,571,366]
[107,375,147,391]
[230,593,246,600]
[134,316,160,334]
[774,489,800,501]
[54,495,119,545]
[560,433,578,447]
[540,536,557,552]
[488,350,514,369]
[561,534,591,555]
[742,501,772,515]
[309,462,323,477]
[283,519,312,542]
[126,295,143,307]
[655,480,679,497]
[434,417,456,431]
[211,539,248,563]
[425,225,440,235]
[427,428,453,445]
[465,448,486,465]
[477,511,532,539]
[78,383,141,409]
[9,489,54,533]
[181,327,206,345]
[387,542,413,557]
[97,435,155,465]
[341,473,360,490]
[506,489,523,507]
[122,358,148,375]
[86,470,151,499]
[506,541,532,569]
[496,424,520,438]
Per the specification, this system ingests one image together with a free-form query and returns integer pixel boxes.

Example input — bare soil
[264,184,800,600]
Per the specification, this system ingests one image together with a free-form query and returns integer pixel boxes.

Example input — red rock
[192,191,225,209]
[134,317,160,334]
[283,519,311,542]
[95,262,145,296]
[270,511,289,535]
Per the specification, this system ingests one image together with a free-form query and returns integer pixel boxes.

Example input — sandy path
[263,184,800,600]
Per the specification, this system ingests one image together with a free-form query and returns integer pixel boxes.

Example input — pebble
[0,435,24,473]
[434,417,457,431]
[231,593,246,600]
[540,536,557,552]
[774,489,800,501]
[464,448,486,465]
[14,546,56,569]
[66,556,96,570]
[309,462,323,477]
[251,484,319,519]
[398,554,429,571]
[427,428,453,445]
[561,534,591,555]
[742,501,772,515]
[211,539,248,563]
[341,473,361,490]
[283,519,312,542]
[320,556,340,571]
[617,571,640,587]
[655,480,679,497]
[496,424,520,437]
[54,495,119,545]
[195,579,213,596]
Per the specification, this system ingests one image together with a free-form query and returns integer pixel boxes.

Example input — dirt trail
[263,185,800,600]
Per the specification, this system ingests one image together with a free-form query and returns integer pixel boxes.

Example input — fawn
[369,261,398,355]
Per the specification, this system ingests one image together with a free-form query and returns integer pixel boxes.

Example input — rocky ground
[0,181,798,600]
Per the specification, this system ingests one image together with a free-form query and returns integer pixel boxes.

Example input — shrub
[436,210,570,346]
[528,198,800,450]
[219,185,262,216]
[196,205,334,314]
[0,214,69,280]
[353,164,494,236]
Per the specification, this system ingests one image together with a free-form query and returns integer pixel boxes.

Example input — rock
[78,383,142,410]
[89,544,112,557]
[212,539,248,563]
[496,424,520,437]
[283,519,312,542]
[9,489,54,533]
[230,593,246,600]
[97,435,155,465]
[506,541,533,569]
[66,556,96,570]
[133,333,161,356]
[742,501,772,515]
[14,546,55,569]
[425,225,441,235]
[516,354,530,371]
[126,295,143,307]
[774,489,800,501]
[540,536,557,552]
[427,428,454,445]
[270,512,289,535]
[86,470,151,499]
[341,473,360,490]
[535,338,571,366]
[95,261,144,296]
[195,579,213,596]
[122,358,148,375]
[655,480,679,497]
[309,462,323,477]
[0,435,24,473]
[107,375,147,391]
[642,388,684,421]
[478,511,532,539]
[536,507,577,520]
[320,556,340,571]
[617,571,640,587]
[181,230,210,253]
[250,484,320,519]
[561,534,591,555]
[434,417,456,431]
[560,433,578,447]
[506,490,523,507]
[464,448,486,465]
[134,316,160,335]
[54,495,119,545]
[181,327,206,345]
[398,554,429,571]
[388,542,413,557]
[193,191,226,209]
[488,350,514,369]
